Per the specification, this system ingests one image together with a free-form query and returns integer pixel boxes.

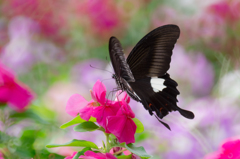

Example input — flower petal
[116,101,135,118]
[115,91,130,103]
[107,116,136,144]
[83,151,117,159]
[7,83,34,112]
[79,103,95,121]
[92,105,119,133]
[107,116,126,137]
[66,94,88,117]
[92,80,106,104]
[117,118,136,144]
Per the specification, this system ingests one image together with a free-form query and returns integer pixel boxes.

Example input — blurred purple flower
[71,59,116,93]
[169,45,214,97]
[129,93,240,159]
[0,16,64,74]
[8,16,39,39]
[0,16,38,74]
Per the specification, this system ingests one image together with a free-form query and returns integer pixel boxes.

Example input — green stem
[105,133,110,153]
[113,148,127,155]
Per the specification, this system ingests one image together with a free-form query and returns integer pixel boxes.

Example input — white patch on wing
[150,77,166,92]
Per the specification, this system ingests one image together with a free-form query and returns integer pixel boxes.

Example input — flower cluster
[66,80,136,144]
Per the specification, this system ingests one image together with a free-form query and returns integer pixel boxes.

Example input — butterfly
[109,24,194,130]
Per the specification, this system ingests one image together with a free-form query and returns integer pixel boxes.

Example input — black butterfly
[109,24,194,130]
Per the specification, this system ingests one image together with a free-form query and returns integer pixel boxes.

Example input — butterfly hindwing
[128,73,194,120]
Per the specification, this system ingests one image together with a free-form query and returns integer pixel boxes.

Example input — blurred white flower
[218,70,240,101]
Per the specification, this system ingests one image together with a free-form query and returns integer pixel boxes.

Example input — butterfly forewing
[109,37,135,82]
[127,25,180,79]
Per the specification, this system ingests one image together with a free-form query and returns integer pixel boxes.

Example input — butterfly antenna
[101,78,114,84]
[90,64,113,74]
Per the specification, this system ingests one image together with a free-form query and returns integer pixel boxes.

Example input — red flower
[0,63,34,112]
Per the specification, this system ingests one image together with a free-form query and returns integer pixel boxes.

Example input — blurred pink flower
[71,0,123,39]
[3,0,66,43]
[0,63,34,112]
[204,138,240,159]
[80,150,117,159]
[65,151,77,159]
[87,0,119,33]
[208,0,240,23]
[107,95,136,144]
[0,151,4,159]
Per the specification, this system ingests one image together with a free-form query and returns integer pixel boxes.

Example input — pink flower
[90,81,121,133]
[204,139,240,159]
[65,151,77,159]
[107,93,136,144]
[0,63,34,112]
[79,150,117,159]
[66,80,120,124]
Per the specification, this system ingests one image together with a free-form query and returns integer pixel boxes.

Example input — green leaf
[46,139,98,149]
[74,122,99,132]
[125,143,151,158]
[73,152,81,159]
[10,109,48,124]
[117,154,132,159]
[135,132,150,143]
[132,118,144,133]
[60,116,96,129]
[74,147,92,159]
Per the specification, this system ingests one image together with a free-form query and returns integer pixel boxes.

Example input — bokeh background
[0,0,240,158]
